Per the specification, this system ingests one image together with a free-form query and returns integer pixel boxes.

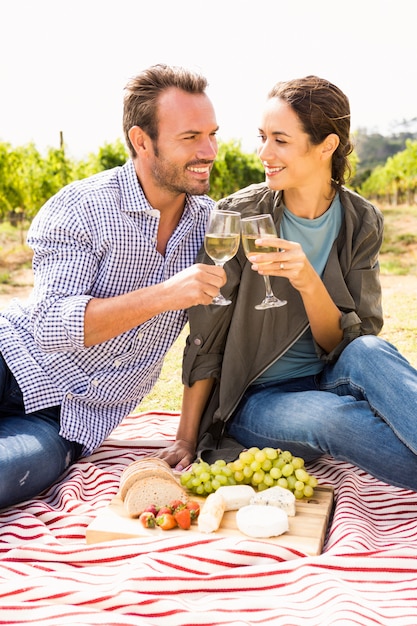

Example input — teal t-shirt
[255,193,343,384]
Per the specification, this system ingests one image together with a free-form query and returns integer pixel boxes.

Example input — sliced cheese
[197,492,226,533]
[250,486,296,516]
[214,485,256,511]
[236,504,289,538]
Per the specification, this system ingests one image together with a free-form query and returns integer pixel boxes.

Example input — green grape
[196,484,205,495]
[234,470,244,483]
[204,481,213,493]
[261,459,272,472]
[293,489,305,500]
[280,450,293,463]
[286,475,297,491]
[277,477,288,489]
[264,447,278,460]
[251,469,265,485]
[295,468,309,483]
[180,471,192,485]
[231,459,244,472]
[250,460,261,472]
[292,457,305,470]
[294,480,305,491]
[254,449,267,464]
[308,475,318,488]
[303,484,314,498]
[243,465,253,479]
[200,471,211,482]
[211,478,221,491]
[239,451,254,465]
[263,473,275,487]
[273,457,286,469]
[247,446,261,456]
[282,463,294,477]
[269,466,282,480]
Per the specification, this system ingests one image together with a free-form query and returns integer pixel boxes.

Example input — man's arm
[84,264,224,346]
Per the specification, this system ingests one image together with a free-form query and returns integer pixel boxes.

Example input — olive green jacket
[182,184,384,462]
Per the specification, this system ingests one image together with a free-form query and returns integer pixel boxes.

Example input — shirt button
[92,379,99,387]
[193,337,202,346]
[66,392,73,400]
[114,359,121,367]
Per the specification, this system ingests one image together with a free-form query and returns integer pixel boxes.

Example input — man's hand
[162,263,226,309]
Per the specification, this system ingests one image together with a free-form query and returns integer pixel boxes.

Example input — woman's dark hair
[268,76,353,186]
[123,64,208,157]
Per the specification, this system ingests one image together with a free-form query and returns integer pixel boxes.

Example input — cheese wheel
[236,504,289,538]
[250,486,296,516]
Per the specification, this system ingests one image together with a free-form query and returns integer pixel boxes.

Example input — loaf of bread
[119,457,188,518]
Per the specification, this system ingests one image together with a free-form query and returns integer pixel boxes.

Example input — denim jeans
[0,354,82,509]
[227,335,417,491]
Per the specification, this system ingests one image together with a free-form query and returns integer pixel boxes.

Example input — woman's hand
[247,236,316,295]
[155,439,196,471]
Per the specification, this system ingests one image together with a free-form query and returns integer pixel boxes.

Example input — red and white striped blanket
[1,411,417,626]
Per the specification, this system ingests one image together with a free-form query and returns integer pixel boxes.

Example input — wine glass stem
[263,275,274,299]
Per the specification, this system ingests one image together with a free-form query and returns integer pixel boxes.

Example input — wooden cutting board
[86,485,334,556]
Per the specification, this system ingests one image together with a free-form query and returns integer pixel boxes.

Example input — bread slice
[119,457,174,500]
[124,475,188,517]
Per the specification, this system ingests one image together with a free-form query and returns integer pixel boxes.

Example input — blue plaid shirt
[0,160,214,455]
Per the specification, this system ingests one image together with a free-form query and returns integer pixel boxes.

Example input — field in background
[1,203,416,414]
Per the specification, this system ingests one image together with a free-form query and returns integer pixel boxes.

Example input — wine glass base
[255,298,287,310]
[211,295,232,306]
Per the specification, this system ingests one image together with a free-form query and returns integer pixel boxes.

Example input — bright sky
[1,0,416,159]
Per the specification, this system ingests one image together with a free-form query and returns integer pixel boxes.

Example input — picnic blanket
[1,410,417,626]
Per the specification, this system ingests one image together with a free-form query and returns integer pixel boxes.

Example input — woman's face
[257,97,328,192]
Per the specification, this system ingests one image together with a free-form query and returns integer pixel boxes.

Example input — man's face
[149,88,218,196]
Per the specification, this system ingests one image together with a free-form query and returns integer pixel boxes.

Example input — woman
[159,75,417,492]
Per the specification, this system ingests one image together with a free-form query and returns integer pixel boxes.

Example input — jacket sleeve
[182,248,244,386]
[317,193,384,362]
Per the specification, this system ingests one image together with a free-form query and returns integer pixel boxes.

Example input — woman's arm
[157,378,215,469]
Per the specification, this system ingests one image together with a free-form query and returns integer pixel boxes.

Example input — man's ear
[128,126,150,154]
[321,133,340,161]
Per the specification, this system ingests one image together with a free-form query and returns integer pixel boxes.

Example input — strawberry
[156,513,177,530]
[169,499,185,512]
[185,500,200,521]
[143,504,159,516]
[174,506,191,530]
[158,505,173,516]
[139,511,156,529]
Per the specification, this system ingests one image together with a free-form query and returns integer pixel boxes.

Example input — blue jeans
[227,335,417,491]
[0,354,82,509]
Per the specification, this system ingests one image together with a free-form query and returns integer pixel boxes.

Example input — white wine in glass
[241,214,287,310]
[204,210,241,306]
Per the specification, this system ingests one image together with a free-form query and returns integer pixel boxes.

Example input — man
[0,64,224,509]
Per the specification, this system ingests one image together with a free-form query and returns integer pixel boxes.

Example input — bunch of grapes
[180,447,318,499]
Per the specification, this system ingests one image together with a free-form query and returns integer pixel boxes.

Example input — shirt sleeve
[27,191,97,353]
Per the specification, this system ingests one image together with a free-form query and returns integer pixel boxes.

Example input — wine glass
[241,214,287,310]
[204,210,241,306]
